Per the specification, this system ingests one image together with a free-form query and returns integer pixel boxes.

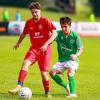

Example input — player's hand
[70,54,77,60]
[41,44,48,52]
[13,43,19,50]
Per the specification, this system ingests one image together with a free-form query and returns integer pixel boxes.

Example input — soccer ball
[18,87,32,99]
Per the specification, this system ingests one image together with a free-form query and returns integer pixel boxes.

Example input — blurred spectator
[89,13,95,22]
[2,8,9,22]
[55,0,75,13]
[15,10,21,21]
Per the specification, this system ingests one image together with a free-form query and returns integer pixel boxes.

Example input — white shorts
[52,60,79,73]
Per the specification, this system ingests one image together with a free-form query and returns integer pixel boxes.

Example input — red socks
[42,80,50,93]
[18,70,50,93]
[18,70,28,82]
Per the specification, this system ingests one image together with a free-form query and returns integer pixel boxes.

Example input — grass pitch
[0,36,100,100]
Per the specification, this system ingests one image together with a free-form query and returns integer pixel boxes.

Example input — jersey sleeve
[44,18,56,32]
[76,34,83,49]
[54,30,60,41]
[23,21,29,35]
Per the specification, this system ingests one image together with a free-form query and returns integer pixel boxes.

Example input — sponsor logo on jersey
[35,32,40,37]
[62,44,72,51]
[33,32,44,38]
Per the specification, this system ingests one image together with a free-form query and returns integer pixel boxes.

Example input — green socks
[51,74,67,88]
[51,74,76,94]
[68,76,76,94]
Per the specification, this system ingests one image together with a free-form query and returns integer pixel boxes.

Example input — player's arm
[44,29,57,45]
[70,48,83,60]
[13,33,26,50]
[70,33,84,60]
[76,48,83,57]
[70,47,83,60]
[41,29,57,51]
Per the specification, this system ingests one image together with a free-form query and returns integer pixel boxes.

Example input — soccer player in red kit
[8,2,57,97]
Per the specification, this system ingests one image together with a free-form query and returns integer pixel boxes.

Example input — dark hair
[29,2,41,10]
[60,17,71,26]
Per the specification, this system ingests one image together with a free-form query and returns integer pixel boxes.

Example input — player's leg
[66,60,78,97]
[40,71,51,97]
[50,69,67,88]
[8,48,37,94]
[17,49,37,87]
[49,62,70,95]
[67,69,77,97]
[17,60,32,87]
[38,46,51,97]
[8,60,32,94]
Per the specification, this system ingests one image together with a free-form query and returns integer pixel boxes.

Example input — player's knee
[21,60,31,70]
[41,71,49,80]
[67,69,75,77]
[49,70,56,77]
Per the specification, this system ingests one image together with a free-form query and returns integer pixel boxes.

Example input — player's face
[31,9,41,21]
[60,23,71,35]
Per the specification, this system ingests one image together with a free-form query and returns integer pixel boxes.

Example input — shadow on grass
[52,93,66,97]
[0,92,66,99]
[32,93,45,97]
[32,93,66,97]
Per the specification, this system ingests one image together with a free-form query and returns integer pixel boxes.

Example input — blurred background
[0,0,100,36]
[0,0,100,21]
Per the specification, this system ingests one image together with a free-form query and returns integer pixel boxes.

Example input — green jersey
[56,30,83,62]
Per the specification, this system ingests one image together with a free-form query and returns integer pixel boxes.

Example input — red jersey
[23,16,56,49]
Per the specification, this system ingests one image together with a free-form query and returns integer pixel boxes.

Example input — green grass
[0,36,100,100]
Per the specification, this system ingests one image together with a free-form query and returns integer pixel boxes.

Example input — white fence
[8,21,100,37]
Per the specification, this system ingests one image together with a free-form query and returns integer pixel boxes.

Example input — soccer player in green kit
[49,16,83,98]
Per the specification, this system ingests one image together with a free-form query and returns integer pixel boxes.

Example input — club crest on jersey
[70,39,75,44]
[61,37,63,40]
[38,24,42,30]
[30,27,33,30]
